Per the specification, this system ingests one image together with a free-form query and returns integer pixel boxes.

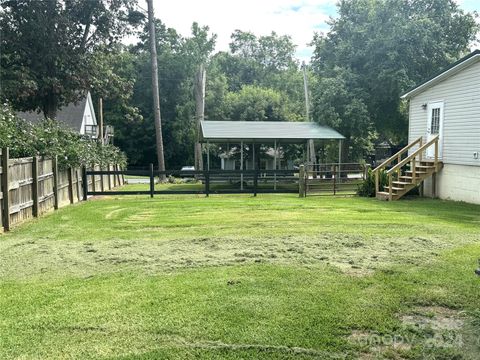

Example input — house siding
[408,60,480,166]
[407,59,480,204]
[423,164,480,204]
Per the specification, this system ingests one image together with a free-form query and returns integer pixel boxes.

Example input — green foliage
[311,0,479,157]
[357,168,387,197]
[312,68,376,161]
[0,105,126,169]
[222,85,301,122]
[0,0,143,118]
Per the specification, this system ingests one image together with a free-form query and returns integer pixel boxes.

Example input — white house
[17,91,98,138]
[220,146,294,171]
[401,50,480,204]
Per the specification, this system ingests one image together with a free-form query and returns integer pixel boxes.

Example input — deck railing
[373,136,439,200]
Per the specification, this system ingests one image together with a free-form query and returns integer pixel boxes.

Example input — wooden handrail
[387,135,439,175]
[372,136,422,173]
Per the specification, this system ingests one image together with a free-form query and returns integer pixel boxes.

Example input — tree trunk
[194,64,206,172]
[147,0,166,180]
[42,91,58,119]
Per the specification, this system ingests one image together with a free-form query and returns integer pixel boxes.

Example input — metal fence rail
[85,167,300,197]
[305,163,368,196]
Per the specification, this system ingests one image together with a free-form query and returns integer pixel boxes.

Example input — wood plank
[9,200,34,215]
[9,157,33,165]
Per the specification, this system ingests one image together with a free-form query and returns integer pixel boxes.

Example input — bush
[0,104,127,169]
[357,167,388,197]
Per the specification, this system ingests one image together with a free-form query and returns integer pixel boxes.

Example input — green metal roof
[200,121,344,143]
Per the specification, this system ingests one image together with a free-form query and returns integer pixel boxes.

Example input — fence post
[333,165,337,195]
[68,168,74,204]
[2,148,10,231]
[149,163,154,198]
[364,164,370,182]
[92,164,96,193]
[299,165,305,198]
[100,165,105,192]
[253,169,258,197]
[76,169,81,201]
[32,156,39,217]
[113,163,117,188]
[82,166,88,201]
[52,156,59,210]
[205,170,210,197]
[108,164,112,190]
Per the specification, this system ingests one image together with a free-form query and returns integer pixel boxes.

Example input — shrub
[0,104,126,169]
[357,167,388,197]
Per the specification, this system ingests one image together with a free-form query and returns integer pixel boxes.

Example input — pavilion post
[240,141,244,190]
[252,142,255,170]
[207,140,210,171]
[338,139,342,180]
[274,139,277,190]
[305,140,310,179]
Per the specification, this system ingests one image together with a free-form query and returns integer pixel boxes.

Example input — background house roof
[401,50,480,99]
[200,120,345,143]
[16,93,92,132]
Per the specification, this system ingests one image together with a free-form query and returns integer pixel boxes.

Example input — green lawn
[1,192,479,359]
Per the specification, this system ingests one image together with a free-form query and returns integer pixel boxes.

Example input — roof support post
[240,141,244,190]
[338,139,343,180]
[252,142,255,170]
[207,140,210,171]
[274,139,277,190]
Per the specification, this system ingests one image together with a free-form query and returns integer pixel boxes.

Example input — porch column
[240,141,244,190]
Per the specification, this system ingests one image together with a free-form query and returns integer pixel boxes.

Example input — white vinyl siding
[408,60,480,166]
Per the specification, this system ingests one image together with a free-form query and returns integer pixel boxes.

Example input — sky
[136,0,479,63]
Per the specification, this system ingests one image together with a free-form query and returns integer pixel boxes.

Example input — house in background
[401,49,480,204]
[220,146,294,170]
[16,91,113,142]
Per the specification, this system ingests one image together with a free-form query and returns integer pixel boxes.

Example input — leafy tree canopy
[0,0,143,118]
[311,0,478,160]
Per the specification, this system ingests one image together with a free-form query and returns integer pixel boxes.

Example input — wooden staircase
[373,135,442,201]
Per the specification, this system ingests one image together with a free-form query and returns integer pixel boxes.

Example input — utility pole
[302,61,316,165]
[194,64,206,172]
[147,0,166,180]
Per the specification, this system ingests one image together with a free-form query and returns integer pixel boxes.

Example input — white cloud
[135,0,479,61]
[138,0,337,62]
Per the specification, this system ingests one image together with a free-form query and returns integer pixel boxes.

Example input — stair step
[385,186,405,191]
[392,181,411,185]
[414,165,436,169]
[405,170,427,175]
[376,191,399,201]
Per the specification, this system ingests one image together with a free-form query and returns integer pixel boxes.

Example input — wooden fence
[0,148,124,231]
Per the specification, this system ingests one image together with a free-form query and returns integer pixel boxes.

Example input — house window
[430,108,440,135]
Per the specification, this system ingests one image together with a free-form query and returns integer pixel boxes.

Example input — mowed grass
[1,192,479,359]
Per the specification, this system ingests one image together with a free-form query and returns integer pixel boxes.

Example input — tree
[0,0,143,118]
[146,0,165,176]
[222,85,300,122]
[311,68,375,161]
[311,0,478,156]
[183,23,216,172]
